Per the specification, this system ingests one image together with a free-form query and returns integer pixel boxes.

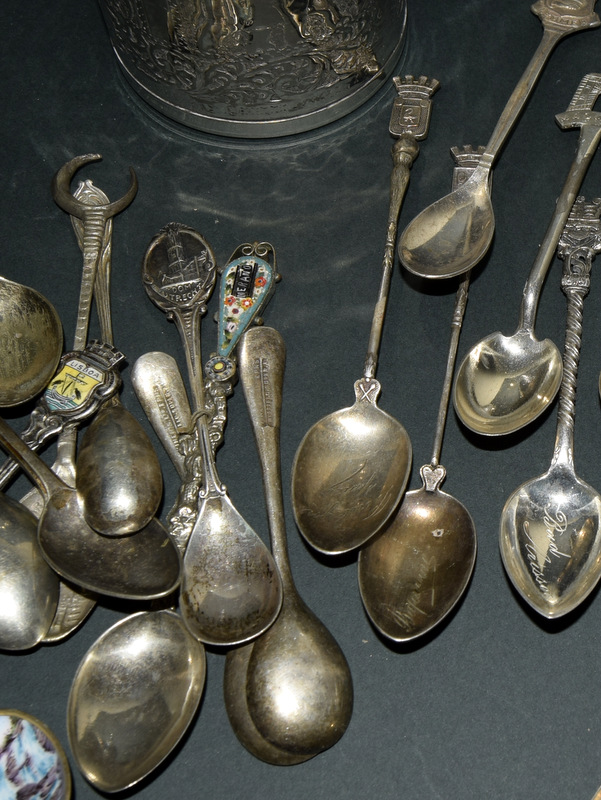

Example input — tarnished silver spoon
[359,146,479,641]
[68,609,205,793]
[500,197,601,618]
[143,223,282,646]
[225,327,353,759]
[291,76,439,555]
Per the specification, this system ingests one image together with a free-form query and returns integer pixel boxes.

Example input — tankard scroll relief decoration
[100,0,399,118]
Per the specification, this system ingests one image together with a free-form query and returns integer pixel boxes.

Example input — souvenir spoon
[500,197,601,618]
[399,1,600,280]
[225,327,353,758]
[291,76,439,555]
[67,609,205,793]
[70,178,163,536]
[359,147,479,641]
[454,73,601,434]
[132,357,303,764]
[0,416,181,600]
[0,274,63,407]
[143,223,282,646]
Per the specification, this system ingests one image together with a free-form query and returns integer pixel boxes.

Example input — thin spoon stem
[430,274,470,468]
[364,135,419,379]
[519,121,601,331]
[484,29,559,161]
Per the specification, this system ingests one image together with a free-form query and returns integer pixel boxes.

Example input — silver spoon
[0,273,63,407]
[0,416,181,601]
[225,326,353,758]
[291,76,439,556]
[454,73,601,435]
[132,354,304,764]
[358,147,479,642]
[500,197,601,618]
[67,609,205,793]
[143,223,282,646]
[398,1,600,280]
[70,178,163,536]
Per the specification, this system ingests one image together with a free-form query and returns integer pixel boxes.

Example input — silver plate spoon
[70,178,163,536]
[291,76,439,556]
[0,416,181,600]
[0,273,63,407]
[67,609,205,794]
[358,147,478,642]
[143,223,282,646]
[226,326,353,758]
[500,197,601,618]
[399,1,600,280]
[454,73,601,435]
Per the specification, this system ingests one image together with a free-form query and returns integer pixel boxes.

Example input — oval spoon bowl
[359,483,476,641]
[500,464,601,618]
[68,610,206,793]
[292,399,411,554]
[454,329,563,435]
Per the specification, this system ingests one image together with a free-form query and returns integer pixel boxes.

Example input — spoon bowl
[500,464,601,618]
[359,466,477,641]
[0,275,63,407]
[292,390,411,554]
[223,642,313,765]
[454,329,562,435]
[68,609,205,793]
[399,164,494,279]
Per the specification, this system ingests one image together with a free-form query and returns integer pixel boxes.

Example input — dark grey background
[2,2,601,798]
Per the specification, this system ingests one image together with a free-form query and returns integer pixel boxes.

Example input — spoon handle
[238,326,292,587]
[520,73,601,330]
[0,417,64,499]
[364,76,439,379]
[552,197,601,466]
[484,2,599,161]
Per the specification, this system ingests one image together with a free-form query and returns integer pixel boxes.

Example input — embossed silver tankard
[97,0,408,137]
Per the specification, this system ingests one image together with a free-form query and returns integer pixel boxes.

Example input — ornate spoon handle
[552,197,601,467]
[363,75,439,380]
